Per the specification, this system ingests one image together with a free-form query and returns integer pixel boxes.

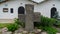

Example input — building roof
[0,0,8,2]
[0,0,47,4]
[0,0,8,4]
[29,0,48,4]
[32,0,45,3]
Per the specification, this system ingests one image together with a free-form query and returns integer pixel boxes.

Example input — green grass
[0,23,13,28]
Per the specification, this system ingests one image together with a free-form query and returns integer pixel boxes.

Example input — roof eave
[0,0,9,4]
[29,0,48,4]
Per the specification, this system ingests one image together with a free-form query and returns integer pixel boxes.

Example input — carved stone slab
[25,4,34,31]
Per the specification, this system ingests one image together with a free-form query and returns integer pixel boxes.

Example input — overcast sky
[32,0,44,3]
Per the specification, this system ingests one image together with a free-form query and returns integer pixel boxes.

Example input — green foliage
[45,27,57,34]
[7,18,25,32]
[41,16,56,27]
[0,23,12,28]
[39,26,57,34]
[14,18,25,28]
[7,23,19,32]
[55,20,60,25]
[54,20,60,27]
[14,18,20,25]
[34,22,40,28]
[35,15,58,34]
[34,15,57,28]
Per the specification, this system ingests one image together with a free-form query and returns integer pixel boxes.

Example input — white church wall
[0,0,60,19]
[0,0,36,19]
[34,0,60,18]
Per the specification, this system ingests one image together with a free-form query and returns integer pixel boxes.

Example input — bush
[34,22,40,28]
[39,26,57,34]
[41,16,56,27]
[40,16,58,34]
[46,27,57,34]
[35,15,58,34]
[7,23,19,32]
[34,15,57,28]
[14,18,25,28]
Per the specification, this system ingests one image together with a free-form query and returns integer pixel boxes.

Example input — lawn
[0,23,13,28]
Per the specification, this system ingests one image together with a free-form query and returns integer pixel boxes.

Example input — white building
[0,0,60,23]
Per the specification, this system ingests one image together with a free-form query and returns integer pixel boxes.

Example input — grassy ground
[0,23,14,34]
[0,23,13,28]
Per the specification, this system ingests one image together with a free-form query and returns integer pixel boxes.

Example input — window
[3,8,8,12]
[51,7,57,18]
[10,8,13,13]
[18,6,25,14]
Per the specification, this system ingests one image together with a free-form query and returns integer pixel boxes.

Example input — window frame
[10,8,13,13]
[3,8,8,12]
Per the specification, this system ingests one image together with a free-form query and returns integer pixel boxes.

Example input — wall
[0,0,60,19]
[34,0,60,18]
[0,0,36,19]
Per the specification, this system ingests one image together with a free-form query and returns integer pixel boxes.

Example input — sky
[32,0,44,3]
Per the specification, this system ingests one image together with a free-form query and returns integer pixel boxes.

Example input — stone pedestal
[25,4,34,31]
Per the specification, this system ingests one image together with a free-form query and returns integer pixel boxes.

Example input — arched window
[51,7,57,18]
[18,6,25,14]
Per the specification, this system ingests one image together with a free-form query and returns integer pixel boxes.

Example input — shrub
[14,18,25,28]
[34,15,57,28]
[39,26,57,34]
[7,23,19,32]
[35,15,58,34]
[40,16,58,34]
[54,20,60,27]
[41,15,56,27]
[34,22,40,28]
[46,27,57,34]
